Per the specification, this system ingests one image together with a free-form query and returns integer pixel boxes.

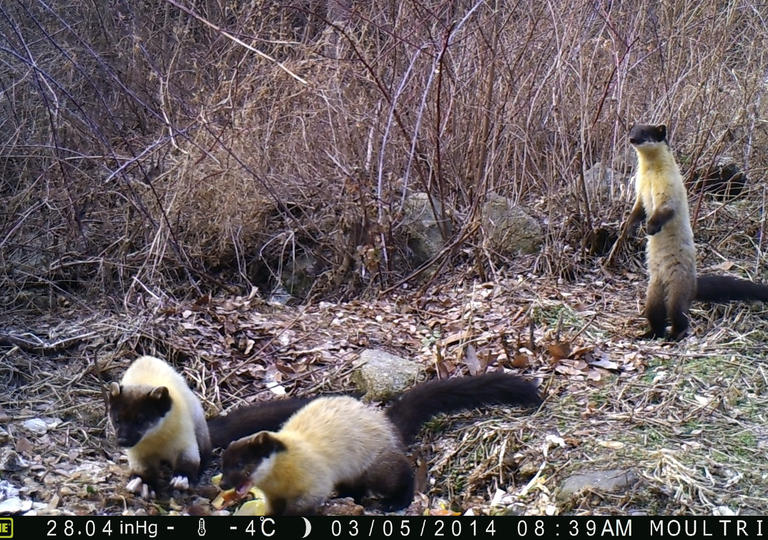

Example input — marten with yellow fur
[107,355,211,498]
[623,124,768,339]
[218,372,540,515]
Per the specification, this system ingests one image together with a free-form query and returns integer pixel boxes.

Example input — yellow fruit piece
[233,498,267,516]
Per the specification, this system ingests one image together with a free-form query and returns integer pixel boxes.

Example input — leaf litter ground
[2,263,768,516]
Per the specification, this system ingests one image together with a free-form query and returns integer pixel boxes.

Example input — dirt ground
[2,256,768,516]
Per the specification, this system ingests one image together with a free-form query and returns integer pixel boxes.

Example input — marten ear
[249,431,271,447]
[657,124,667,141]
[149,386,169,401]
[249,431,286,453]
[108,382,121,399]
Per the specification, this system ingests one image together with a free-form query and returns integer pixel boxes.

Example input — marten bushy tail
[208,373,540,449]
[386,373,541,445]
[696,275,768,303]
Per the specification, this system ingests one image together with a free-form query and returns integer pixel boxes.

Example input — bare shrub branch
[1,0,766,307]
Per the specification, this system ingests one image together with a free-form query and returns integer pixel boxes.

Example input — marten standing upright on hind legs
[617,123,768,340]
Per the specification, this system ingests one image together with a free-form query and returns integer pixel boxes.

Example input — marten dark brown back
[208,373,541,450]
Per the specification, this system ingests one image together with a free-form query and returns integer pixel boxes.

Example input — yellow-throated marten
[624,124,768,339]
[107,355,211,498]
[218,372,540,515]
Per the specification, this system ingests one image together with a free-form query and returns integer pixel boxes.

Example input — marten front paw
[126,476,156,499]
[646,220,663,235]
[170,475,190,490]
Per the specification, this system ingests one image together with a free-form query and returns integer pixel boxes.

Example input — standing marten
[622,124,768,339]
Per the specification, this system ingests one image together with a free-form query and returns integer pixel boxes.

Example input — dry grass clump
[1,0,767,309]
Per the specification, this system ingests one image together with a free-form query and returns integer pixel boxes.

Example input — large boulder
[401,192,452,264]
[482,193,543,255]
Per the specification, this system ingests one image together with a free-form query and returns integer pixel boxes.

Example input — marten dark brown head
[107,382,172,447]
[629,124,667,146]
[220,431,287,494]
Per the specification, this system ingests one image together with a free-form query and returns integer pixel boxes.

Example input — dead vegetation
[4,230,768,515]
[2,0,767,303]
[2,0,768,517]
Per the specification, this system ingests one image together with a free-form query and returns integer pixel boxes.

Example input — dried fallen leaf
[570,345,594,358]
[320,498,365,516]
[511,351,531,368]
[545,434,567,447]
[548,341,571,361]
[585,370,603,381]
[442,331,466,347]
[712,261,735,272]
[589,357,619,371]
[570,359,588,370]
[598,440,625,449]
[463,344,483,376]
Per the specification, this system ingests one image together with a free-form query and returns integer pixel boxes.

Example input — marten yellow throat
[219,372,540,515]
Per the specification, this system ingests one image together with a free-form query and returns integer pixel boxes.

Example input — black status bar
[6,515,766,540]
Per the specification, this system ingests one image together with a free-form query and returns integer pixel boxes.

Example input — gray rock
[584,162,621,200]
[482,193,543,255]
[21,417,60,434]
[557,468,638,501]
[0,449,29,472]
[401,192,452,264]
[352,349,422,401]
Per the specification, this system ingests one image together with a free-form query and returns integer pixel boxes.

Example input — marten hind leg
[643,278,667,339]
[373,452,415,511]
[337,451,414,511]
[667,285,693,341]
